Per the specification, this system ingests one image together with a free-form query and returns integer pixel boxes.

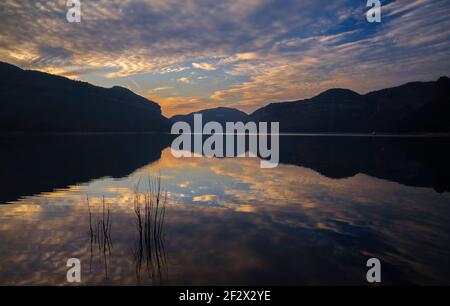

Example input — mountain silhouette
[247,77,450,133]
[171,107,247,127]
[0,62,170,133]
[1,61,448,134]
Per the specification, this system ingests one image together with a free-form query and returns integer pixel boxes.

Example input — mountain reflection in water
[0,135,449,285]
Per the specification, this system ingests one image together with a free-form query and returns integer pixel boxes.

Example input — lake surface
[0,135,449,285]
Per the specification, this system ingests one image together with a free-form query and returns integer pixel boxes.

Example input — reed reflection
[87,196,113,280]
[133,176,169,285]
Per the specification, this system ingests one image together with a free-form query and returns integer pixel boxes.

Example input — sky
[0,0,449,117]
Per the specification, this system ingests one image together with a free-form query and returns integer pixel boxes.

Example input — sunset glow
[1,0,449,116]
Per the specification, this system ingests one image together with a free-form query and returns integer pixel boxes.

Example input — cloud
[192,62,217,71]
[177,77,193,84]
[147,86,173,94]
[192,195,218,202]
[158,66,190,74]
[0,0,361,77]
[219,52,259,64]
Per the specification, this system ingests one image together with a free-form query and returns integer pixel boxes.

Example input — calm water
[0,135,449,285]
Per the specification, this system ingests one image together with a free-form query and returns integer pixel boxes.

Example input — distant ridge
[314,88,361,100]
[0,62,170,133]
[247,77,450,133]
[170,107,247,126]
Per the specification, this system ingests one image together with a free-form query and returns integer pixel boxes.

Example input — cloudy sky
[0,0,449,116]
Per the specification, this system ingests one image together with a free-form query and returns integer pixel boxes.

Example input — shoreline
[0,132,449,138]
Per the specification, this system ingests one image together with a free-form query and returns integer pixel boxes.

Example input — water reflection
[278,136,450,193]
[0,134,172,204]
[0,135,449,285]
